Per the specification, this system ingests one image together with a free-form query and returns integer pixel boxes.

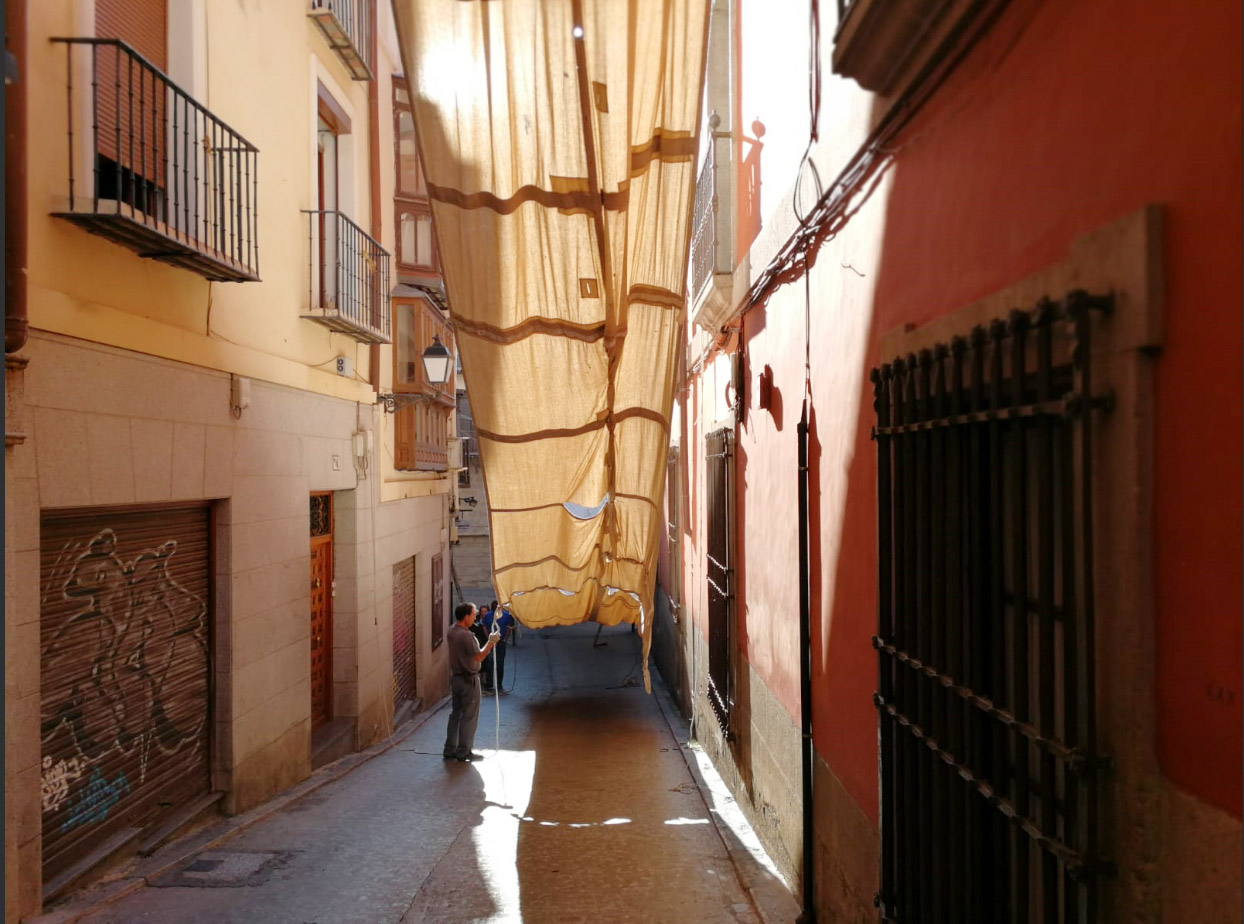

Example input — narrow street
[69,624,793,924]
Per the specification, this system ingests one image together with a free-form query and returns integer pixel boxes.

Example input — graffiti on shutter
[40,504,211,881]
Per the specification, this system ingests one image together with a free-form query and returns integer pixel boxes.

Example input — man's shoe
[442,753,455,760]
[459,751,486,762]
[498,689,510,696]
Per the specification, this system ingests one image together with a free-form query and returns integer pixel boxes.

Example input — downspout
[367,0,382,392]
[797,399,815,924]
[5,0,27,354]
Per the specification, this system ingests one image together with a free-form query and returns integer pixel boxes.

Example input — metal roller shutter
[392,557,416,710]
[39,503,211,881]
[94,0,167,175]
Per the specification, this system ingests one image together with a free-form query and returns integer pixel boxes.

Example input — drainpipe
[796,400,816,924]
[367,0,381,392]
[5,0,27,354]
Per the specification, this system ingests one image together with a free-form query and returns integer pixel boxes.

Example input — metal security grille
[666,446,682,619]
[871,292,1113,923]
[705,428,735,736]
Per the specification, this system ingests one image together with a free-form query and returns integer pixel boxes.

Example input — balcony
[50,39,260,283]
[832,0,982,97]
[393,294,454,471]
[688,121,736,333]
[308,0,375,81]
[302,210,391,344]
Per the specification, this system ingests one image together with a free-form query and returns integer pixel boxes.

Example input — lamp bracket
[378,392,444,414]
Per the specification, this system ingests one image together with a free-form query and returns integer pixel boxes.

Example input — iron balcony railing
[50,38,260,282]
[302,210,391,344]
[309,0,375,81]
[689,153,717,303]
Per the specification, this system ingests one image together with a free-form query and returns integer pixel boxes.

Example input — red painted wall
[719,0,1242,827]
[811,0,1242,819]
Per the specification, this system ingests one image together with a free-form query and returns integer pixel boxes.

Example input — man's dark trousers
[494,640,507,689]
[443,673,481,758]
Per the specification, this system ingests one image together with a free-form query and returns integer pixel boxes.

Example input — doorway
[309,492,334,730]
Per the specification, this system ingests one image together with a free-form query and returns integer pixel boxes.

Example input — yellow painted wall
[25,1,383,403]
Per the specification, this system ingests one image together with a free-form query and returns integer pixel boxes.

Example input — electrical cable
[792,0,824,228]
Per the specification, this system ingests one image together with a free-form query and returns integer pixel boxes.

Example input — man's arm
[472,627,500,663]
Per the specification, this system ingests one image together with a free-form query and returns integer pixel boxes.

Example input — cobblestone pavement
[72,624,793,924]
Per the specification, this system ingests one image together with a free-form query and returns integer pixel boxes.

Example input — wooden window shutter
[95,0,167,173]
[395,407,416,471]
[96,0,167,69]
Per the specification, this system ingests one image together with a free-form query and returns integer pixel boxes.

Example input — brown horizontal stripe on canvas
[425,132,696,216]
[453,315,605,346]
[476,406,667,444]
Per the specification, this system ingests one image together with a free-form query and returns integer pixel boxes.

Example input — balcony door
[317,115,340,310]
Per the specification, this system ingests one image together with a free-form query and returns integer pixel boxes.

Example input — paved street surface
[73,624,793,924]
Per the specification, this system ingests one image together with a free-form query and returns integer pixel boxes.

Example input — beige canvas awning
[392,0,709,688]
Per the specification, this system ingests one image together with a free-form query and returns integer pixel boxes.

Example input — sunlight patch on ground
[470,749,536,923]
[687,742,789,888]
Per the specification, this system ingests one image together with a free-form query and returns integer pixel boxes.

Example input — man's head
[490,599,499,613]
[454,602,477,627]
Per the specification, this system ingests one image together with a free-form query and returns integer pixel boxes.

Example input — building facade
[657,0,1242,921]
[4,2,457,918]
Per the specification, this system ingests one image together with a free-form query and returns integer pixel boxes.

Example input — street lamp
[378,335,454,413]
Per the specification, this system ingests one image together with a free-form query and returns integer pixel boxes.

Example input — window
[871,294,1108,922]
[456,392,476,488]
[393,76,437,276]
[395,108,425,197]
[393,296,454,472]
[705,428,735,735]
[431,552,445,649]
[398,204,437,272]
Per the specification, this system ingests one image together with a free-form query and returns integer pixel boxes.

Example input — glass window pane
[416,215,434,267]
[401,213,415,266]
[398,111,419,193]
[394,302,417,387]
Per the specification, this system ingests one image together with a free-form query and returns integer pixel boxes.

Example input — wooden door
[309,493,334,729]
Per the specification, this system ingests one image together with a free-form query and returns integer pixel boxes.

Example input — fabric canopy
[393,0,709,688]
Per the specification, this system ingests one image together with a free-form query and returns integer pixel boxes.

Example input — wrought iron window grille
[49,38,260,283]
[870,290,1113,923]
[705,428,736,739]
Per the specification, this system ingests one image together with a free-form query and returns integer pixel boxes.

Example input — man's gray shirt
[447,623,481,676]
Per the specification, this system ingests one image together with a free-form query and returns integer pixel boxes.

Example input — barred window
[872,292,1112,923]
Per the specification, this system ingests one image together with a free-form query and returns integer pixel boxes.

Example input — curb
[27,697,452,924]
[650,673,801,924]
